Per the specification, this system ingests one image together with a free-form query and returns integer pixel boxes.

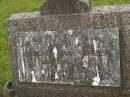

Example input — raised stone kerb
[40,0,91,15]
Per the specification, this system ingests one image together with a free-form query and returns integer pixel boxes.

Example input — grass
[0,0,130,90]
[92,0,130,6]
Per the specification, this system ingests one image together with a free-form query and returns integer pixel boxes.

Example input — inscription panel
[16,28,120,87]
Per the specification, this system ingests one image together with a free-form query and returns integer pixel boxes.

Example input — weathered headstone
[40,0,91,15]
[16,28,120,87]
[7,0,130,97]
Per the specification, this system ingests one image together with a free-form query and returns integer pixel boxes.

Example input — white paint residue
[70,82,74,85]
[55,72,59,80]
[31,70,37,82]
[63,45,66,50]
[79,47,82,50]
[18,70,21,81]
[83,56,89,68]
[92,66,100,86]
[21,59,25,76]
[68,30,73,35]
[53,47,57,59]
[92,39,100,86]
[20,39,25,76]
[42,65,46,75]
[106,84,110,86]
[75,37,79,45]
[45,31,53,35]
[93,40,97,54]
[57,64,61,71]
[26,37,29,41]
[63,72,66,76]
[42,69,45,75]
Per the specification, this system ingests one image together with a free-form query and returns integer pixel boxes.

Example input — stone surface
[40,0,91,15]
[16,28,120,87]
[8,4,130,97]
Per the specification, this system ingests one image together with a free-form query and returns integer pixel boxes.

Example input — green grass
[0,0,130,90]
[92,0,130,6]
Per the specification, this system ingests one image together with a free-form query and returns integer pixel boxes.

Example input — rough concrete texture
[8,4,130,97]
